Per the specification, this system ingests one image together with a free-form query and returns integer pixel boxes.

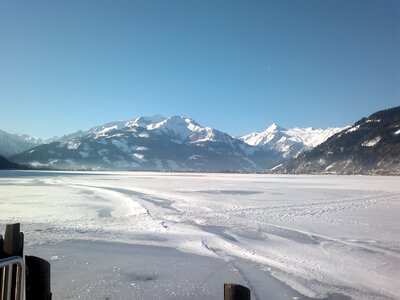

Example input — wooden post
[25,256,52,300]
[3,223,24,257]
[224,283,251,300]
[0,235,3,258]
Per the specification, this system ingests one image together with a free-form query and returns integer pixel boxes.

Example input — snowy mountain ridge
[3,107,398,173]
[240,124,346,158]
[0,130,46,157]
[11,115,281,171]
[57,115,236,146]
[272,106,400,175]
[2,114,351,171]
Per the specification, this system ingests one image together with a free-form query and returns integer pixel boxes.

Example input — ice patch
[170,139,183,144]
[107,133,124,138]
[188,155,203,160]
[93,123,127,138]
[133,153,146,161]
[50,255,64,261]
[134,146,149,151]
[362,137,381,147]
[269,164,283,171]
[325,164,334,171]
[346,125,360,133]
[138,133,150,138]
[67,141,81,149]
[29,162,49,167]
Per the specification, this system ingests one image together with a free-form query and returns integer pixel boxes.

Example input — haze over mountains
[1,106,399,174]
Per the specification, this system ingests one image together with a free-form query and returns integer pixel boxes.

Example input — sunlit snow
[133,153,146,161]
[241,124,345,158]
[345,125,360,134]
[66,141,81,149]
[1,171,399,299]
[362,137,381,147]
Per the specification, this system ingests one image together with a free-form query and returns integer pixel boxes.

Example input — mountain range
[240,123,344,158]
[1,106,398,174]
[0,130,45,157]
[2,115,341,171]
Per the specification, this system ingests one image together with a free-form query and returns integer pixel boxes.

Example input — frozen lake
[1,171,399,299]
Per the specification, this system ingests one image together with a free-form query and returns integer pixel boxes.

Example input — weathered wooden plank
[3,223,23,257]
[0,234,3,258]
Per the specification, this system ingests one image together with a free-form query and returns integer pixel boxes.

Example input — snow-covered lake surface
[1,171,399,299]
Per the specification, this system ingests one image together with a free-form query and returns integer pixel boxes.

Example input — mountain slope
[272,106,400,175]
[0,130,44,157]
[241,124,345,158]
[11,116,281,171]
[0,154,20,169]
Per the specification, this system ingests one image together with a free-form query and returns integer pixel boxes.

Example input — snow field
[0,171,399,299]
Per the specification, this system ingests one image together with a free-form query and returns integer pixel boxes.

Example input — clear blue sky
[0,0,399,138]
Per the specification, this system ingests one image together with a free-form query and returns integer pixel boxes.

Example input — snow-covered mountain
[272,106,400,175]
[240,123,346,158]
[11,116,281,171]
[0,130,45,157]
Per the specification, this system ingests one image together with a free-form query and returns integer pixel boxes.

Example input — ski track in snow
[1,171,400,299]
